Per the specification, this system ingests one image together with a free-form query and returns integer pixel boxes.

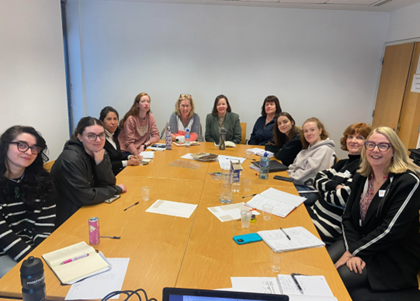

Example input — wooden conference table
[0,142,351,301]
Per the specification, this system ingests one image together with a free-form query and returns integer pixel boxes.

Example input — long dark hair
[0,126,53,207]
[272,112,301,147]
[71,116,104,140]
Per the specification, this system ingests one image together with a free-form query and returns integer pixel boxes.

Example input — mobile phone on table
[151,144,166,148]
[233,233,262,245]
[104,195,120,204]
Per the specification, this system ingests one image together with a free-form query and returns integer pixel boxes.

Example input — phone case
[233,233,262,245]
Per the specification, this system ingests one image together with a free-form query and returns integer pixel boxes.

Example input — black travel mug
[20,256,46,301]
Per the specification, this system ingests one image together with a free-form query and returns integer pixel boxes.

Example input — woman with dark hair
[287,117,336,206]
[329,127,420,300]
[99,106,141,175]
[265,112,302,166]
[248,95,282,145]
[51,117,127,227]
[205,94,241,144]
[118,92,159,155]
[309,123,372,244]
[168,94,201,141]
[0,126,56,277]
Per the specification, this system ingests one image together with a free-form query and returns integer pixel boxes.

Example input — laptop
[162,287,289,301]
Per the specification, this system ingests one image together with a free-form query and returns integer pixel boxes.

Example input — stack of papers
[247,148,274,158]
[257,226,325,252]
[230,275,337,301]
[245,188,305,218]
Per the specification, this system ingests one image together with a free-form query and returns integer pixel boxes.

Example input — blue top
[248,116,275,145]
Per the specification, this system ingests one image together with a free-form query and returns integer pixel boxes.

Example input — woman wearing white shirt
[99,106,141,175]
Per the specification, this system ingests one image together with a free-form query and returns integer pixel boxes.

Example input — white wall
[68,0,390,158]
[0,0,69,160]
[387,2,420,42]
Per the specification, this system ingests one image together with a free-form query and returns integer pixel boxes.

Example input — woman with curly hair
[0,126,56,277]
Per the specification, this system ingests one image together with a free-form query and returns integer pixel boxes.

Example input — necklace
[8,172,25,183]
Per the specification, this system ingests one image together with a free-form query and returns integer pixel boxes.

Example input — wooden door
[372,43,415,130]
[399,42,420,150]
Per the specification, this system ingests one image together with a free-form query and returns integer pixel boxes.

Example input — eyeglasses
[9,141,42,155]
[364,141,392,152]
[85,133,106,141]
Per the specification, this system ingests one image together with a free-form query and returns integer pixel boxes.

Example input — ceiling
[113,0,420,12]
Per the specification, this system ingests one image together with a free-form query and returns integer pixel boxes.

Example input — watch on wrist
[142,143,147,150]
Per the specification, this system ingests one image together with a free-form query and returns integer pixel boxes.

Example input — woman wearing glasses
[118,92,159,155]
[329,127,420,300]
[51,117,127,227]
[99,106,141,175]
[0,126,56,277]
[169,94,201,141]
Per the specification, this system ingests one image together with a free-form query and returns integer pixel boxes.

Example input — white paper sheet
[146,199,197,218]
[65,258,129,300]
[140,151,155,159]
[231,277,281,294]
[207,202,259,222]
[246,188,306,218]
[247,148,274,157]
[218,155,246,170]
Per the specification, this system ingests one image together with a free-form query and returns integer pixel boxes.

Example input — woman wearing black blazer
[329,127,420,300]
[99,107,141,175]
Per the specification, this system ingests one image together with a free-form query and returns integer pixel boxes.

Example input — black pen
[124,201,139,211]
[242,194,257,198]
[100,236,121,239]
[280,227,291,240]
[291,273,304,294]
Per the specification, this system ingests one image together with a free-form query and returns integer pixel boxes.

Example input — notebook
[162,287,289,301]
[42,241,111,284]
[251,160,287,172]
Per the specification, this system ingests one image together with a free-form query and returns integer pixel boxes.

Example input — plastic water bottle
[20,256,46,301]
[185,129,191,147]
[165,124,172,150]
[259,152,270,180]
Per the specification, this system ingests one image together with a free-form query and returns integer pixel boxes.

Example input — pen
[280,227,291,240]
[60,253,89,265]
[242,194,257,198]
[291,273,304,294]
[100,236,121,239]
[124,201,139,211]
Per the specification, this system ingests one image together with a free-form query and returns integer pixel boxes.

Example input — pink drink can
[88,217,100,245]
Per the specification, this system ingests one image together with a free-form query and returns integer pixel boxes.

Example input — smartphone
[151,144,166,148]
[233,233,262,245]
[104,195,120,204]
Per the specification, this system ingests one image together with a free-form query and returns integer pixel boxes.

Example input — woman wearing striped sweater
[309,123,371,244]
[0,126,56,277]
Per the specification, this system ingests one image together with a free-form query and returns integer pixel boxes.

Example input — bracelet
[142,143,147,150]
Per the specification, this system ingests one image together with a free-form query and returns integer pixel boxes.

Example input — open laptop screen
[163,288,289,301]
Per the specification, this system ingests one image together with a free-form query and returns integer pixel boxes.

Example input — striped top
[309,154,360,244]
[0,181,56,262]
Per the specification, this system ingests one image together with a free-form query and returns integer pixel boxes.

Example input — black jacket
[104,130,129,175]
[51,139,122,227]
[265,133,302,166]
[342,171,420,291]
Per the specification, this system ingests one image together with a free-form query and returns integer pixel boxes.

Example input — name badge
[344,170,351,176]
[379,190,386,197]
